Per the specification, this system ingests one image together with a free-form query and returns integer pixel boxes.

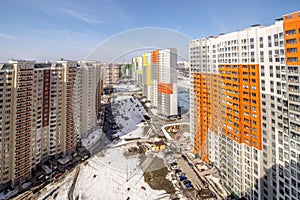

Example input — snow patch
[81,129,103,149]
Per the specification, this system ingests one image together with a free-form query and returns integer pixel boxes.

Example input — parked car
[179,176,187,181]
[175,169,182,173]
[182,154,188,161]
[185,183,193,189]
[176,172,184,177]
[183,180,191,185]
[112,129,118,134]
[171,165,178,170]
[112,125,118,130]
[53,173,62,181]
[188,162,193,167]
[170,162,177,166]
[37,174,44,180]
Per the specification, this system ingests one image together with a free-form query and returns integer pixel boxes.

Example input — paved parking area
[176,158,203,192]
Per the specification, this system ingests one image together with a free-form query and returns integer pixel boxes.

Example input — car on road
[179,175,187,181]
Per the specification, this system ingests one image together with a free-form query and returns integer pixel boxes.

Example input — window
[287,48,298,53]
[260,51,265,62]
[279,32,283,38]
[268,35,272,47]
[287,57,298,62]
[286,29,296,35]
[286,39,297,44]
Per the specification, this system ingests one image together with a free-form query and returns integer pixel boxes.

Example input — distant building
[133,48,178,118]
[177,61,189,70]
[103,64,122,86]
[121,63,134,77]
[132,57,143,84]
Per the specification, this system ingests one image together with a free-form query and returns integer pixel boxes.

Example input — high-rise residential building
[133,57,143,84]
[58,60,81,155]
[190,11,300,200]
[31,62,64,165]
[133,48,178,118]
[0,60,64,186]
[0,63,15,187]
[79,61,103,139]
[0,60,103,188]
[121,63,134,78]
[103,64,122,86]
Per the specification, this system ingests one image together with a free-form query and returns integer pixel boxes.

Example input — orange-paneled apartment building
[0,60,103,188]
[132,48,178,118]
[190,11,300,199]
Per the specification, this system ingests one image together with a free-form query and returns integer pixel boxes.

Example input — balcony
[290,115,300,123]
[290,104,300,112]
[288,76,299,83]
[288,70,299,75]
[290,123,300,133]
[289,95,300,103]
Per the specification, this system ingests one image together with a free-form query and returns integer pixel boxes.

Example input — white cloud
[59,8,104,24]
[0,32,15,40]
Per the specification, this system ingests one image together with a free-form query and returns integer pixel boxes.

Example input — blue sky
[0,0,299,62]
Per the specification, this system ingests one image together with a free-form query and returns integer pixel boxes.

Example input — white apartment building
[79,61,102,139]
[190,11,300,200]
[133,48,178,118]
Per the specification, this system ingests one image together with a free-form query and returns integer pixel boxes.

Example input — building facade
[103,64,122,86]
[0,60,103,187]
[133,48,178,118]
[79,61,103,139]
[190,11,300,200]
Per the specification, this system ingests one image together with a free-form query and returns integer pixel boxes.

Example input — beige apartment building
[103,63,122,86]
[0,60,103,187]
[79,61,103,139]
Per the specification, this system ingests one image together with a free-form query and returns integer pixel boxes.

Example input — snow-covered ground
[73,147,169,200]
[34,93,174,200]
[205,175,229,198]
[81,129,103,149]
[112,95,147,139]
[114,84,141,92]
